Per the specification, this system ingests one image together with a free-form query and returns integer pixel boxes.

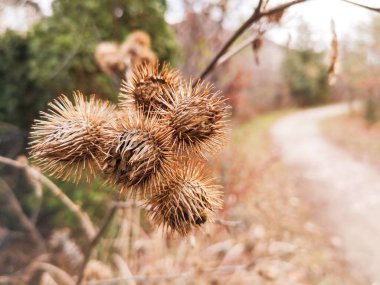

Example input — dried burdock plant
[29,63,230,237]
[146,161,223,236]
[95,42,124,78]
[119,30,157,79]
[29,92,115,182]
[163,81,229,157]
[119,63,181,117]
[100,111,174,197]
[95,30,157,80]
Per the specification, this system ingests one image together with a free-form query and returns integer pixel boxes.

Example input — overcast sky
[1,0,379,48]
[166,0,379,47]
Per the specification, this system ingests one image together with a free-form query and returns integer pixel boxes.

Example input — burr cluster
[30,63,230,235]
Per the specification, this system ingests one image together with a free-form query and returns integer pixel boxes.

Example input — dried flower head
[29,92,115,182]
[146,161,223,236]
[100,111,174,197]
[124,30,152,48]
[95,41,124,78]
[119,63,181,116]
[163,81,229,157]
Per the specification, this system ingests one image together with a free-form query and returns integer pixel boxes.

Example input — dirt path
[271,103,380,284]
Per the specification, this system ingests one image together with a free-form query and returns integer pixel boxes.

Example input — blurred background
[1,0,380,284]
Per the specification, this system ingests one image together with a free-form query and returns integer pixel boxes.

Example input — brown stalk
[194,0,308,84]
[0,156,97,240]
[76,204,119,285]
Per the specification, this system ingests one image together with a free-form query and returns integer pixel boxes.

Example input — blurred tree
[0,0,178,131]
[282,21,330,106]
[340,15,380,123]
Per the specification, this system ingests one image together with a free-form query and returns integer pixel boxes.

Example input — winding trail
[271,103,380,283]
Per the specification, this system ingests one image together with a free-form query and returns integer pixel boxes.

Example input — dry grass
[321,113,380,167]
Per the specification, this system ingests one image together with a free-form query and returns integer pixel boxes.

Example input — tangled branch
[0,156,97,240]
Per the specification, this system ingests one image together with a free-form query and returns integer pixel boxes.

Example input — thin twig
[0,156,97,240]
[194,0,308,84]
[76,204,119,285]
[340,0,380,13]
[27,172,43,225]
[217,35,256,66]
[0,178,46,251]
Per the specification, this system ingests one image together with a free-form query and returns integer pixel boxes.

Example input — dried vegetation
[29,62,230,236]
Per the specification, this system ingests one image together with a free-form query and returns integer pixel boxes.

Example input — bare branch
[0,178,45,251]
[76,204,119,285]
[0,156,97,240]
[340,0,380,13]
[194,0,309,84]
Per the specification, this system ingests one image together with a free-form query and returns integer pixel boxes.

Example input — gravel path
[271,103,380,284]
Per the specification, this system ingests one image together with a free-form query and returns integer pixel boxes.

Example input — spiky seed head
[163,81,230,157]
[100,111,174,197]
[146,161,223,236]
[29,92,115,182]
[119,62,181,117]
